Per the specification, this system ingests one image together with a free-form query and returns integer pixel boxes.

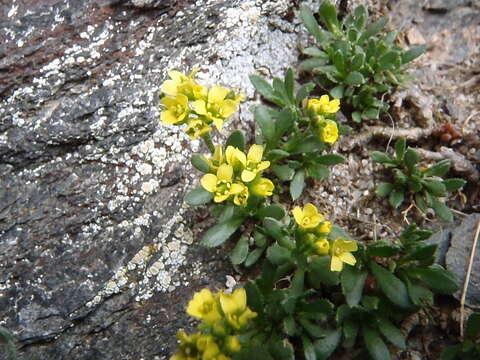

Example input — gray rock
[0,0,300,358]
[446,214,480,309]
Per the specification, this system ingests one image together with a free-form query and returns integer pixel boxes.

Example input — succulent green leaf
[406,279,434,307]
[352,111,362,123]
[244,248,265,267]
[200,217,245,247]
[257,205,285,220]
[395,138,406,161]
[431,197,454,222]
[300,5,327,43]
[303,336,316,360]
[308,163,330,180]
[389,189,405,209]
[423,180,447,197]
[406,264,459,294]
[402,45,427,64]
[230,237,249,265]
[358,16,388,43]
[404,148,420,172]
[319,0,340,33]
[371,151,393,163]
[290,169,305,200]
[303,47,329,58]
[423,159,451,177]
[333,49,346,74]
[313,328,342,360]
[185,187,213,206]
[378,51,401,71]
[316,154,346,165]
[376,182,394,197]
[301,58,329,71]
[443,178,467,192]
[377,318,406,350]
[362,327,391,360]
[284,68,295,103]
[225,130,245,152]
[367,240,401,257]
[272,164,295,181]
[249,75,285,106]
[308,256,340,287]
[267,243,292,265]
[191,155,210,173]
[330,84,345,99]
[351,52,365,71]
[345,71,365,85]
[341,266,367,307]
[370,261,413,309]
[296,82,316,105]
[254,105,276,148]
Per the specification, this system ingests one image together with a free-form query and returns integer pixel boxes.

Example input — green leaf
[244,248,265,267]
[191,154,210,172]
[226,130,245,151]
[466,313,480,338]
[303,47,328,58]
[378,51,401,71]
[296,82,316,105]
[254,105,276,148]
[406,243,438,261]
[402,45,427,64]
[358,16,388,43]
[353,5,368,29]
[440,345,463,360]
[377,318,406,349]
[308,163,330,180]
[376,183,394,197]
[443,178,467,192]
[352,111,362,123]
[291,268,305,296]
[263,217,284,239]
[272,164,295,181]
[406,264,459,294]
[341,266,367,307]
[290,136,325,154]
[406,279,434,307]
[404,148,420,172]
[303,336,316,360]
[200,217,244,247]
[371,151,393,163]
[345,71,365,85]
[362,327,391,360]
[290,170,305,201]
[316,154,346,165]
[276,108,295,140]
[362,107,380,120]
[329,225,355,241]
[395,138,406,161]
[389,189,405,209]
[415,193,428,213]
[184,187,213,206]
[301,58,329,71]
[343,320,359,348]
[431,197,454,223]
[267,244,292,265]
[299,299,334,315]
[369,261,413,309]
[299,317,329,338]
[319,0,340,33]
[423,159,451,177]
[257,205,285,220]
[283,316,297,336]
[300,5,327,43]
[313,328,342,360]
[362,296,379,311]
[330,84,345,99]
[268,337,295,360]
[249,75,284,106]
[273,78,290,105]
[245,280,264,314]
[284,68,295,104]
[308,256,340,287]
[333,49,346,74]
[367,240,401,257]
[230,237,249,265]
[351,52,365,71]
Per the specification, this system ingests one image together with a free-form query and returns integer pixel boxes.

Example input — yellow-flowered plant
[307,95,340,115]
[160,69,242,144]
[171,288,257,360]
[292,203,324,230]
[201,164,244,204]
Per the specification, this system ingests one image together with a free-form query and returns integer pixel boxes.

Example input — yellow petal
[247,144,264,163]
[339,252,356,266]
[160,80,178,96]
[256,161,270,172]
[303,203,319,219]
[192,100,207,115]
[292,207,304,226]
[220,99,238,118]
[339,239,358,252]
[160,110,179,125]
[201,174,217,193]
[230,183,244,194]
[241,169,256,183]
[217,164,233,182]
[330,256,343,272]
[176,93,189,107]
[214,194,230,203]
[160,95,177,107]
[220,288,246,315]
[168,70,184,82]
[208,85,229,104]
[213,117,224,132]
[319,94,330,106]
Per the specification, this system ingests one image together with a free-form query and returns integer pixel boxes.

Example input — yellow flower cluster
[305,95,340,145]
[160,69,243,139]
[201,144,274,206]
[292,203,357,272]
[171,288,256,360]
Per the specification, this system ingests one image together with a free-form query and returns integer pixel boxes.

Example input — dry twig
[460,219,480,339]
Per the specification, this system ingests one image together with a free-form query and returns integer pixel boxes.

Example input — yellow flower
[249,177,274,197]
[161,69,207,100]
[201,164,244,203]
[319,120,339,144]
[192,86,240,131]
[315,221,332,235]
[330,238,358,272]
[292,203,324,230]
[204,145,225,173]
[307,95,340,115]
[171,331,201,360]
[185,119,212,139]
[225,146,246,173]
[186,289,222,325]
[241,144,270,182]
[219,288,257,330]
[313,238,330,255]
[202,342,221,360]
[225,336,241,353]
[233,184,249,207]
[160,94,189,125]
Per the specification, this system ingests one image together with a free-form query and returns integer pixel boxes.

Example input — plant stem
[201,133,215,154]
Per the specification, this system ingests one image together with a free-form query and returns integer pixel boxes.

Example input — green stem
[201,133,215,154]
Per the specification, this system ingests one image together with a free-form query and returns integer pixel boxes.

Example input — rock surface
[0,0,302,358]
